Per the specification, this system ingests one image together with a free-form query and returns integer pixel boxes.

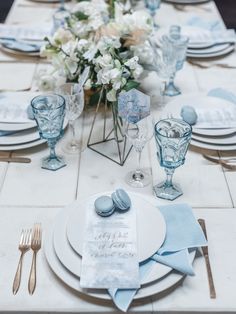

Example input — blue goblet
[31,94,66,171]
[162,25,189,96]
[145,0,161,29]
[153,118,192,200]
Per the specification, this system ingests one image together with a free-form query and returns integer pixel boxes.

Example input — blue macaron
[94,195,115,217]
[180,105,198,125]
[111,189,131,212]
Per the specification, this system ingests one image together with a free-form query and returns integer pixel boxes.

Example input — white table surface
[0,0,236,313]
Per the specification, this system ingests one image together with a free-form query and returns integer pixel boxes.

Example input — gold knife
[198,219,216,299]
[0,157,31,163]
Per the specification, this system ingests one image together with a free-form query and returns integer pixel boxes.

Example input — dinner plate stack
[44,192,196,302]
[182,26,236,59]
[163,94,236,151]
[0,24,50,57]
[0,92,46,151]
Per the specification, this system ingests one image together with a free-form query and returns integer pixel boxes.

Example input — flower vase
[87,87,132,166]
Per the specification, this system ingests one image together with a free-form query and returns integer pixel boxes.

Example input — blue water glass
[153,118,192,200]
[162,25,189,96]
[31,94,66,171]
[145,0,161,28]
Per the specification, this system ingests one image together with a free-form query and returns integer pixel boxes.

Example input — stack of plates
[163,94,236,151]
[0,92,45,151]
[183,26,235,58]
[44,192,196,302]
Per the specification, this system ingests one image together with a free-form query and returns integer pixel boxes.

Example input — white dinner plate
[187,44,235,58]
[45,225,196,301]
[0,138,46,151]
[192,132,236,145]
[53,196,171,286]
[0,127,39,145]
[162,94,236,137]
[0,45,40,57]
[0,122,36,132]
[191,138,236,151]
[66,193,166,263]
[187,43,231,55]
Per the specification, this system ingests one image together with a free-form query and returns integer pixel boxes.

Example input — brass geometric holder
[87,87,132,166]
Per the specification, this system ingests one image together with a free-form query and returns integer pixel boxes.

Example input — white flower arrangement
[38,0,153,104]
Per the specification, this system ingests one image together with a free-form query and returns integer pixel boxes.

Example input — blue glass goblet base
[164,80,181,97]
[41,155,66,171]
[153,181,182,201]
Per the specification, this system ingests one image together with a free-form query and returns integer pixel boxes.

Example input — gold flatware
[198,219,216,299]
[0,157,31,163]
[28,223,42,295]
[12,229,32,295]
[203,154,236,171]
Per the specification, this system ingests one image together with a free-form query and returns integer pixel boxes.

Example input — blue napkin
[208,88,236,104]
[187,16,222,32]
[109,203,207,312]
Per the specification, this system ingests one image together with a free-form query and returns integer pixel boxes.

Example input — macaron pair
[94,189,131,217]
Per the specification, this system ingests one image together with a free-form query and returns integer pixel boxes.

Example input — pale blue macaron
[111,189,131,212]
[180,105,198,125]
[94,195,115,217]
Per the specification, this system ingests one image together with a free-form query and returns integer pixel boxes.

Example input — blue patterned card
[118,89,150,123]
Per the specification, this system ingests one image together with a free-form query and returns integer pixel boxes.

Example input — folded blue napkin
[208,88,236,105]
[109,203,207,312]
[187,16,222,32]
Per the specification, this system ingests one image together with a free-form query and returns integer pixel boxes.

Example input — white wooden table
[0,0,236,313]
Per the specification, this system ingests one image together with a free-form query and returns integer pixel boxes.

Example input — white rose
[125,56,139,70]
[106,89,117,102]
[95,54,113,69]
[97,69,111,85]
[132,64,143,79]
[37,74,55,91]
[52,28,73,45]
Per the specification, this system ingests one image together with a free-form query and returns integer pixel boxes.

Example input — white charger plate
[162,94,236,137]
[66,193,166,263]
[45,225,196,301]
[53,195,171,286]
[0,127,39,145]
[192,132,236,145]
[187,44,235,58]
[0,122,36,132]
[0,138,46,151]
[0,45,40,57]
[187,43,231,55]
[191,138,236,151]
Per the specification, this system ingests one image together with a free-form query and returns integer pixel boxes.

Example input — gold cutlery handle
[198,219,216,299]
[12,252,24,295]
[204,254,216,299]
[0,157,31,163]
[28,251,37,295]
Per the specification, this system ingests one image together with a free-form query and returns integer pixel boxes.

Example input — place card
[80,198,140,289]
[194,106,236,129]
[118,89,150,123]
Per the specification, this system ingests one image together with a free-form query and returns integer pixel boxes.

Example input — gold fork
[12,229,32,295]
[28,223,42,295]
